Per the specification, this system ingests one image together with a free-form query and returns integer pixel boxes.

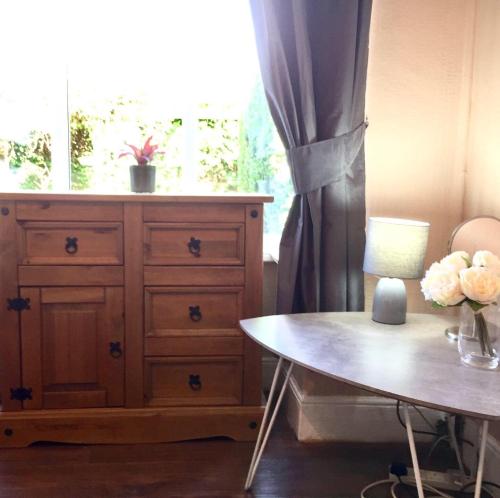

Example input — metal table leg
[404,403,425,498]
[404,404,490,498]
[244,357,294,490]
[474,420,489,498]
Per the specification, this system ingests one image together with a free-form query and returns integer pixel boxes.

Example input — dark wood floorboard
[0,415,459,498]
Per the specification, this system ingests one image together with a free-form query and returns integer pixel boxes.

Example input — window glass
[68,77,183,192]
[0,0,293,250]
[0,70,55,191]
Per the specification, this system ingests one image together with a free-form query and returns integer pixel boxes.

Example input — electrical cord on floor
[391,478,455,498]
[361,477,499,498]
[360,478,395,497]
[460,480,500,493]
[360,404,497,498]
[360,476,456,498]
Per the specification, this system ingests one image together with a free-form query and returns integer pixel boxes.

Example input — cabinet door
[20,287,124,409]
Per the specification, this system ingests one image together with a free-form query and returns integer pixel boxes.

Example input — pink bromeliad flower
[118,136,164,166]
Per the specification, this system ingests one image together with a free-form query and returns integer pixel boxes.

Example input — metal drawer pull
[109,342,123,359]
[65,236,78,254]
[187,237,201,257]
[188,374,202,391]
[189,305,202,322]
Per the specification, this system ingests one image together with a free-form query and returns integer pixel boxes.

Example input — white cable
[401,476,455,498]
[425,434,449,462]
[420,483,452,498]
[390,481,399,498]
[362,475,457,498]
[360,479,394,498]
[390,481,444,498]
[391,477,453,498]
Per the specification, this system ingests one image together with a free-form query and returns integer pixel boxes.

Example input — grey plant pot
[130,165,156,193]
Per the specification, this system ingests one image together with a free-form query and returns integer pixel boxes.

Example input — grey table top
[240,312,500,420]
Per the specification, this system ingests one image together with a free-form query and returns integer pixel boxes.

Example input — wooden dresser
[0,192,272,447]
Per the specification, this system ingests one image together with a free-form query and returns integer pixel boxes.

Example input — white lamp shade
[363,217,430,279]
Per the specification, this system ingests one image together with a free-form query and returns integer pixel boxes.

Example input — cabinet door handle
[65,236,78,254]
[187,237,201,257]
[109,342,122,359]
[189,305,202,322]
[188,374,202,391]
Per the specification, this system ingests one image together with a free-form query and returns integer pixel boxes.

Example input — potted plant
[119,136,163,193]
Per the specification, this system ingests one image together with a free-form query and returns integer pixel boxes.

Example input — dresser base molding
[0,406,263,448]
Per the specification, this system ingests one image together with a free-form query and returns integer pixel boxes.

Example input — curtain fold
[250,0,372,314]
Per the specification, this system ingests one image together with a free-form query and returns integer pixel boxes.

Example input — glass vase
[458,303,499,370]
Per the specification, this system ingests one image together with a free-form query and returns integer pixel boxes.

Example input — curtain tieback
[287,121,367,195]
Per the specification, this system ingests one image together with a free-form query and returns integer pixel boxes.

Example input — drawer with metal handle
[143,222,244,265]
[17,222,123,265]
[144,356,243,407]
[144,286,244,338]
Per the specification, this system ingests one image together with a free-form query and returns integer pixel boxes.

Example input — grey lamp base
[372,277,407,325]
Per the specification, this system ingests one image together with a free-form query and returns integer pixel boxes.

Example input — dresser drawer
[145,287,243,337]
[17,222,123,265]
[144,223,244,265]
[144,356,242,406]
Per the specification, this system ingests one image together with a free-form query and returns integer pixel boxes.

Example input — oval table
[240,312,500,498]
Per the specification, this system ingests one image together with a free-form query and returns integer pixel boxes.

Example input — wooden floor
[0,414,460,498]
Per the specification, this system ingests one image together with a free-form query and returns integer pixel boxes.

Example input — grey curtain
[250,0,372,313]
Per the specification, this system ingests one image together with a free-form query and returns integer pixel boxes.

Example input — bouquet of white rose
[421,250,500,360]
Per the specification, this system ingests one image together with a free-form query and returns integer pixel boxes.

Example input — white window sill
[263,252,278,264]
[263,234,280,263]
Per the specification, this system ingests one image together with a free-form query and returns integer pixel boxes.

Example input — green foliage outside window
[3,80,293,239]
[70,111,94,190]
[237,83,275,192]
[198,117,239,191]
[7,131,52,189]
[237,82,293,235]
[5,112,95,190]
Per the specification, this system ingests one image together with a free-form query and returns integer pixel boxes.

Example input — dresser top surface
[0,191,274,204]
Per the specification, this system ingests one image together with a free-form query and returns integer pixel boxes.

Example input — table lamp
[363,217,430,325]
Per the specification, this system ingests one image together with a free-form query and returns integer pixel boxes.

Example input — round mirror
[448,215,500,255]
[445,215,500,340]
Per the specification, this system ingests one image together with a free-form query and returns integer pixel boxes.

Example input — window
[0,0,293,250]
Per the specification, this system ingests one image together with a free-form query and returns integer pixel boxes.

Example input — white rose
[440,251,470,272]
[459,266,500,304]
[420,262,465,306]
[472,250,500,276]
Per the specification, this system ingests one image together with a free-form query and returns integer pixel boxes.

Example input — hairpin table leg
[474,420,489,498]
[404,403,425,498]
[404,405,489,498]
[244,357,294,490]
